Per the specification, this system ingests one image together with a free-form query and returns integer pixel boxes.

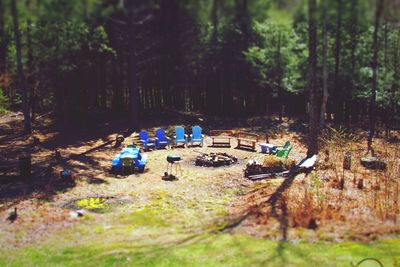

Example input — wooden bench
[236,132,259,151]
[210,130,234,147]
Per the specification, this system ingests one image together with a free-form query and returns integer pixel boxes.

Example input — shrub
[0,88,10,114]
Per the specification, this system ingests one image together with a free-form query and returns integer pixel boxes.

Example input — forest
[0,0,398,130]
[0,0,400,266]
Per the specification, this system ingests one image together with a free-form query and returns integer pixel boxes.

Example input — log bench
[236,132,259,151]
[210,130,233,147]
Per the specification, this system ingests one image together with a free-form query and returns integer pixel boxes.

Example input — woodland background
[0,0,399,135]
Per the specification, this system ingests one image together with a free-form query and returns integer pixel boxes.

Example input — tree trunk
[390,30,400,132]
[277,31,284,122]
[27,16,34,121]
[0,0,6,74]
[367,0,384,155]
[307,0,319,156]
[11,0,31,134]
[333,0,343,123]
[348,0,358,125]
[320,0,329,126]
[126,0,139,132]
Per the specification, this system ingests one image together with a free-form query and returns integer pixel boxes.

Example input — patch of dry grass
[231,128,400,242]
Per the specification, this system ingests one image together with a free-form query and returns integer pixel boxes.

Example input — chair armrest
[201,134,204,138]
[184,134,188,138]
[165,136,171,140]
[140,154,148,163]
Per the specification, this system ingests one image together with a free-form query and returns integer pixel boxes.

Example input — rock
[360,156,386,170]
[69,209,85,218]
[308,218,318,230]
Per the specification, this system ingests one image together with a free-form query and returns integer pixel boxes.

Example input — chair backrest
[283,141,291,149]
[276,149,285,158]
[121,157,134,167]
[284,147,293,158]
[139,130,149,141]
[192,125,202,139]
[155,128,166,141]
[175,126,185,140]
[237,132,259,141]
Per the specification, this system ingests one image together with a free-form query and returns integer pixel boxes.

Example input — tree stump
[343,151,351,170]
[54,149,62,161]
[18,154,31,177]
[357,179,364,190]
[324,149,330,162]
[360,156,386,170]
[32,136,40,146]
[339,177,345,190]
[115,135,125,148]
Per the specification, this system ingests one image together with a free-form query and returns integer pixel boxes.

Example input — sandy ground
[1,113,399,250]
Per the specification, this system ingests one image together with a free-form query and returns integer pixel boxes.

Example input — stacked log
[244,155,291,177]
[195,152,238,167]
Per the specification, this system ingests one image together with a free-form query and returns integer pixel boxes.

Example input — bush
[0,88,10,114]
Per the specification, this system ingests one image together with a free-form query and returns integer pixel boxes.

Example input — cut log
[360,156,386,170]
[249,170,290,180]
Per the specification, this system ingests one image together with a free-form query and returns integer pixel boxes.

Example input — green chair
[273,141,291,155]
[121,157,134,175]
[276,147,292,159]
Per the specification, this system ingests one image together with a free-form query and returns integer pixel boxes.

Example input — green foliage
[0,0,399,122]
[321,126,361,148]
[245,21,307,95]
[0,88,10,114]
[76,197,107,211]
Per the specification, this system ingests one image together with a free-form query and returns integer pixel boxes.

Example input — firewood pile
[195,152,238,167]
[244,155,293,177]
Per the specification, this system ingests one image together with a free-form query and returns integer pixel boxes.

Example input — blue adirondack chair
[134,153,148,173]
[139,130,156,151]
[190,125,204,147]
[155,128,171,149]
[174,126,188,147]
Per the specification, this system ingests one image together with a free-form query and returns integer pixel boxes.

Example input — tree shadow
[265,168,298,241]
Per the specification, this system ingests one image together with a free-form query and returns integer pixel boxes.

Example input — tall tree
[11,0,31,134]
[367,0,384,154]
[333,0,343,123]
[26,0,35,121]
[347,0,358,124]
[307,0,319,155]
[125,0,140,132]
[320,0,329,126]
[0,0,6,74]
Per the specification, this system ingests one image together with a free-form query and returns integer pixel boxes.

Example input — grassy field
[1,234,399,267]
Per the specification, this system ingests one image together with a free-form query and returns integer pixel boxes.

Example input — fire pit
[195,152,238,167]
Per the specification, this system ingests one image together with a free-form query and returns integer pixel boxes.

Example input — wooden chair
[236,132,259,151]
[210,130,233,147]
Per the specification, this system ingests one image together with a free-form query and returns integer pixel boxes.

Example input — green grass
[1,180,398,266]
[0,234,399,267]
